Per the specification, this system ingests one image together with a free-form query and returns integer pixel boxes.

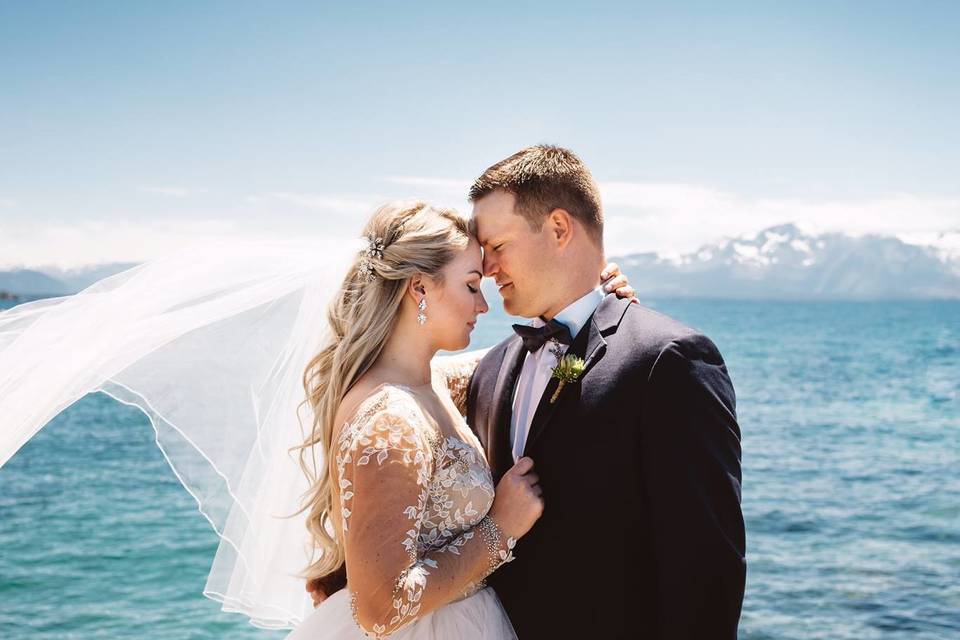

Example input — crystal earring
[417,297,427,325]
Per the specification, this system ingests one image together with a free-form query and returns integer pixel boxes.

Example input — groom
[466,145,745,638]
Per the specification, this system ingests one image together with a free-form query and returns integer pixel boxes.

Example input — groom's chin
[502,298,525,317]
[500,293,516,315]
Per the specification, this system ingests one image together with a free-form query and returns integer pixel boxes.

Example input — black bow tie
[511,319,573,354]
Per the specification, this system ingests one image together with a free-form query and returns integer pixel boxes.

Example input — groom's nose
[482,252,497,278]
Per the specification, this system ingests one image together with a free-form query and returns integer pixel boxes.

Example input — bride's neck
[371,318,435,387]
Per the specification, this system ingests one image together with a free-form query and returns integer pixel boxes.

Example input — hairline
[469,186,604,246]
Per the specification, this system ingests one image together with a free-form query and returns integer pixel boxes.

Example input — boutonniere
[549,352,585,404]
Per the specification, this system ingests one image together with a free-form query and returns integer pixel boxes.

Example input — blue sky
[1,1,958,267]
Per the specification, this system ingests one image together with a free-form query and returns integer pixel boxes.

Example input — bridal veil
[0,237,363,629]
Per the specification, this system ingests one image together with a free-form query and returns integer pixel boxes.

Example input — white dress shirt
[510,287,604,462]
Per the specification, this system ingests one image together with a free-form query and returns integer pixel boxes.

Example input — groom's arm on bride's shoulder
[431,348,491,416]
[640,333,746,639]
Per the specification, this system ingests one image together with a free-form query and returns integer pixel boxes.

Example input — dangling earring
[417,296,427,325]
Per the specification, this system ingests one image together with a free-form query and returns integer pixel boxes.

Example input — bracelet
[477,515,517,571]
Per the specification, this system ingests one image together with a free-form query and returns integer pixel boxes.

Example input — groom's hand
[601,262,638,303]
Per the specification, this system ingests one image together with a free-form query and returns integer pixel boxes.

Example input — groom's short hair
[469,144,603,245]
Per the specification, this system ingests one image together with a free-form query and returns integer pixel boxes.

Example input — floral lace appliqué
[333,385,507,639]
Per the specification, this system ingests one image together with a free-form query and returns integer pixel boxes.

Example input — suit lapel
[488,337,525,481]
[522,296,631,455]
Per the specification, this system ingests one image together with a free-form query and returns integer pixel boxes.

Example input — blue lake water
[1,297,958,639]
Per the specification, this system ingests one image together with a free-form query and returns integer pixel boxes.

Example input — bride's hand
[305,564,347,608]
[488,456,544,540]
[601,262,638,302]
[306,578,327,608]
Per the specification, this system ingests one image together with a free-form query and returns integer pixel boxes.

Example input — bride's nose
[476,291,489,314]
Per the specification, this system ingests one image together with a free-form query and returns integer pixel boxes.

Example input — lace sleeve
[336,388,515,638]
[431,348,489,417]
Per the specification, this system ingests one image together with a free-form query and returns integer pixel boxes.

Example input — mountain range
[2,224,958,300]
[0,262,139,299]
[614,223,960,299]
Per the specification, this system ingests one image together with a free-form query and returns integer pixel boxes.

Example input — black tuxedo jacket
[466,296,746,639]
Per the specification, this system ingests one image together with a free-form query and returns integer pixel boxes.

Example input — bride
[0,199,632,638]
[285,200,539,639]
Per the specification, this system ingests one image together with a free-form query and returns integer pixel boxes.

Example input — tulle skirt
[285,586,517,640]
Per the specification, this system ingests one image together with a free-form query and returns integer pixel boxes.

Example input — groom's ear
[546,208,574,249]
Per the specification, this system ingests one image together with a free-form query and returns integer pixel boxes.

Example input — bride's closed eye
[467,284,479,293]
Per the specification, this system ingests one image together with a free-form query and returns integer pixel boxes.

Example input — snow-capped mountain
[616,224,960,299]
[918,230,960,267]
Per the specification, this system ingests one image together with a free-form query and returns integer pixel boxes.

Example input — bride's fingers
[603,274,628,293]
[524,472,539,486]
[512,457,534,475]
[601,262,621,280]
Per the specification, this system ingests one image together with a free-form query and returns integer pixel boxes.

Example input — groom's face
[472,190,556,318]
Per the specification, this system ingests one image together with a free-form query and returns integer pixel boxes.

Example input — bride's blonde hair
[289,200,471,584]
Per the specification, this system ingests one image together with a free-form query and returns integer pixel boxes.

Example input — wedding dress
[286,377,517,640]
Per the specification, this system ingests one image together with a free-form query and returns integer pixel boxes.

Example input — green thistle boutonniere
[550,353,585,404]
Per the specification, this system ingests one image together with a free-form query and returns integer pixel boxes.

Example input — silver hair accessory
[358,235,386,282]
[358,220,407,283]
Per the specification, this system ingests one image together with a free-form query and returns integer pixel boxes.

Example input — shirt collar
[529,286,604,339]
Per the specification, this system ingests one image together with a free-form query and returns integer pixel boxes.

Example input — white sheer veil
[0,235,364,629]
